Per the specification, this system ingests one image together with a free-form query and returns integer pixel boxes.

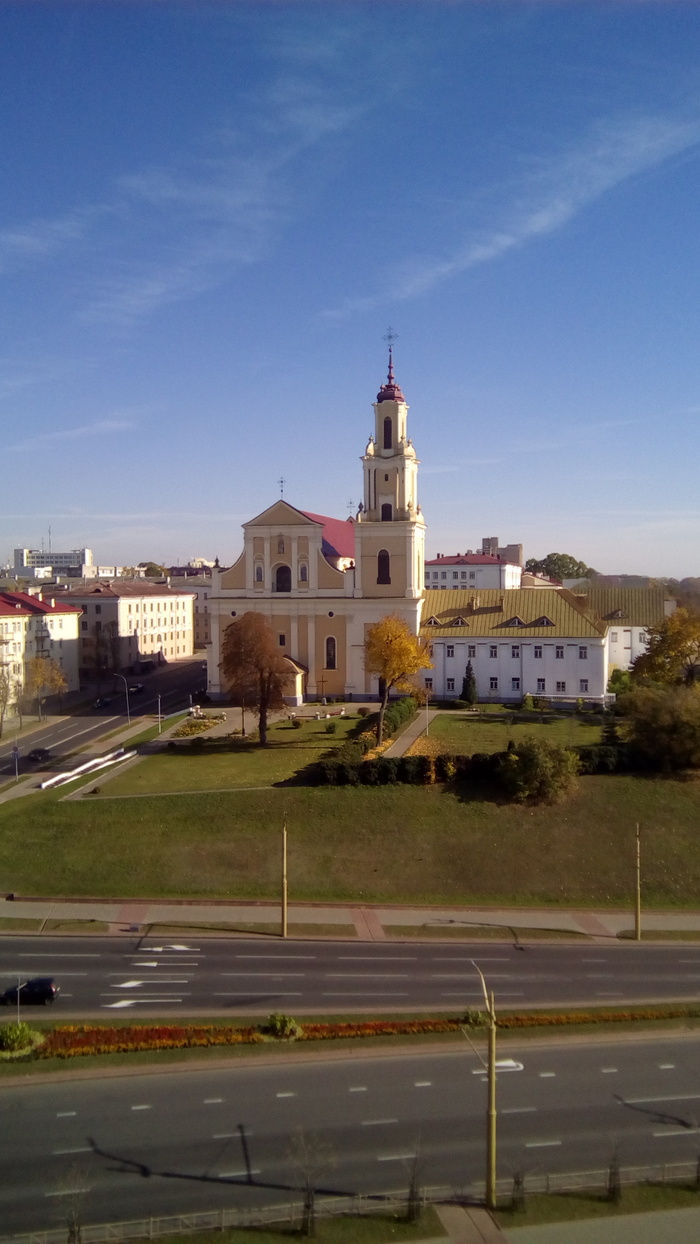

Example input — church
[205,353,668,705]
[206,349,425,703]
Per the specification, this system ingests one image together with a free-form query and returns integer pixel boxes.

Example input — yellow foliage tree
[364,614,432,743]
[25,656,67,718]
[633,607,700,685]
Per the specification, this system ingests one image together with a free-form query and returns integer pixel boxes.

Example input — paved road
[3,936,700,1017]
[4,1034,700,1233]
[0,659,206,778]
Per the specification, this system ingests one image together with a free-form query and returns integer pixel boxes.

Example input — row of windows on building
[1,617,65,633]
[426,569,477,582]
[425,676,590,694]
[436,643,592,659]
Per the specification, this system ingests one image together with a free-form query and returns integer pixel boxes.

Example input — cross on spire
[278,476,286,498]
[383,327,398,384]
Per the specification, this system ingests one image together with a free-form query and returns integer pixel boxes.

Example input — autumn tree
[0,640,12,738]
[220,612,288,745]
[632,607,700,685]
[364,614,431,743]
[24,656,67,718]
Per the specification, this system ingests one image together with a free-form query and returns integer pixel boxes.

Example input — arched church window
[275,564,291,593]
[255,564,263,583]
[325,636,337,670]
[299,563,308,582]
[383,417,392,450]
[377,549,391,585]
[381,503,392,522]
[278,538,285,554]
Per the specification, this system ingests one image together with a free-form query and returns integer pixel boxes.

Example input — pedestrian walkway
[438,1204,506,1242]
[502,1204,700,1243]
[384,707,438,757]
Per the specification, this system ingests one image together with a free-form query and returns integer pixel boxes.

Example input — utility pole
[157,694,162,734]
[473,961,498,1211]
[425,688,431,737]
[281,816,288,939]
[635,822,641,942]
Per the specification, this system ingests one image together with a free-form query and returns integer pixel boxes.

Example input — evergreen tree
[462,660,478,705]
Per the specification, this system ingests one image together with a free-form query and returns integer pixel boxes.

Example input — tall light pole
[635,822,642,942]
[114,673,130,726]
[281,815,288,939]
[472,961,498,1211]
[425,687,431,737]
[157,693,162,734]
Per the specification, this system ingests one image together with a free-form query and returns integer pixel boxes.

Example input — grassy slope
[425,711,602,753]
[2,772,700,904]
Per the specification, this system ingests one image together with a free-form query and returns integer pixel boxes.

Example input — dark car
[128,683,144,694]
[0,977,59,1006]
[27,748,51,763]
[92,697,113,709]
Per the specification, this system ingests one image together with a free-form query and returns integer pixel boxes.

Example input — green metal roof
[579,586,667,628]
[420,589,606,639]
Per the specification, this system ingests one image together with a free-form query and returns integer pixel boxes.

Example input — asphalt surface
[4,1035,700,1232]
[3,936,700,1016]
[0,659,206,778]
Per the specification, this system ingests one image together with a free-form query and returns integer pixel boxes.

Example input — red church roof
[302,512,355,560]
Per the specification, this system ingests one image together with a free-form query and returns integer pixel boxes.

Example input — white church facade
[206,355,668,705]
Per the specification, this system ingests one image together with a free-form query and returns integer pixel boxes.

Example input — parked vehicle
[0,977,60,1006]
[128,683,145,694]
[92,697,113,709]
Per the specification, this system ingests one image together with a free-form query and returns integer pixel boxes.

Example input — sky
[1,1,700,578]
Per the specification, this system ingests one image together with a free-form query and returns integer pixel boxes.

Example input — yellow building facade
[207,353,425,703]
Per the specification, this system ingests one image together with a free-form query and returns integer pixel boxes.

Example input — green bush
[265,1012,303,1040]
[291,718,303,730]
[378,756,400,784]
[499,737,579,804]
[357,706,370,717]
[398,754,432,784]
[325,721,337,735]
[0,1021,32,1051]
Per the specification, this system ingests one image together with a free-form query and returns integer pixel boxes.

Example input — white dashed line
[501,1107,538,1115]
[377,1152,417,1162]
[220,973,306,978]
[56,1112,76,1118]
[525,1139,562,1148]
[349,1087,367,1093]
[361,1118,398,1126]
[601,1068,618,1074]
[414,1081,432,1087]
[219,1168,261,1177]
[653,1128,700,1138]
[624,1093,700,1104]
[46,1188,90,1198]
[204,1098,224,1104]
[660,1063,676,1069]
[213,1133,237,1139]
[539,1072,556,1078]
[324,973,409,979]
[276,1092,296,1098]
[52,1147,92,1155]
[131,1104,151,1111]
[337,956,417,961]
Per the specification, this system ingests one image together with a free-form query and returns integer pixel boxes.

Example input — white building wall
[423,637,608,702]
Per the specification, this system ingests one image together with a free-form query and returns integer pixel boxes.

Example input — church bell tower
[354,347,425,599]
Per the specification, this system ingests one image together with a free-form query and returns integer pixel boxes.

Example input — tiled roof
[426,554,505,566]
[301,511,355,560]
[580,586,667,628]
[0,590,82,616]
[420,589,606,639]
[60,581,195,600]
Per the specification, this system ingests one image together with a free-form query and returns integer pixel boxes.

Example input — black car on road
[27,748,51,763]
[0,977,60,1006]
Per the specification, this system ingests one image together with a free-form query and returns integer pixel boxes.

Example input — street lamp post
[12,745,19,784]
[425,687,431,737]
[281,816,288,939]
[114,673,130,726]
[635,822,642,942]
[473,961,498,1211]
[157,694,162,734]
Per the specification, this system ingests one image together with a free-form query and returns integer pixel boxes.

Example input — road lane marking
[432,957,509,962]
[220,973,306,978]
[539,1072,556,1078]
[377,1153,416,1161]
[502,1107,537,1115]
[660,1063,676,1069]
[102,999,184,1008]
[322,992,409,997]
[596,992,624,997]
[214,992,303,997]
[52,1147,92,1155]
[219,1168,261,1177]
[582,958,607,962]
[111,980,189,987]
[653,1128,700,1137]
[131,1104,151,1111]
[235,955,316,960]
[56,1112,76,1118]
[14,953,100,958]
[624,1093,700,1104]
[213,1132,237,1139]
[276,1092,296,1098]
[349,1087,367,1092]
[525,1139,562,1148]
[601,1068,619,1074]
[337,956,417,961]
[361,1119,398,1126]
[414,1081,432,1087]
[441,991,524,997]
[324,973,409,978]
[46,1188,91,1198]
[204,1098,224,1104]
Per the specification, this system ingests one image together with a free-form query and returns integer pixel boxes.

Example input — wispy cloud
[325,108,700,317]
[7,418,132,453]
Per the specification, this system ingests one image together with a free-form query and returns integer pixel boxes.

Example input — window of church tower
[377,549,391,584]
[383,417,392,449]
[325,636,337,669]
[275,565,291,592]
[381,503,392,521]
[299,563,308,582]
[255,564,263,583]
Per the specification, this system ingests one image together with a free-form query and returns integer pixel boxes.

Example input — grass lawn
[419,710,602,755]
[495,1182,700,1227]
[2,771,700,905]
[148,1206,447,1243]
[105,714,367,793]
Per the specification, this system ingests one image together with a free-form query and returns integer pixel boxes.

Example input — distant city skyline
[1,3,699,577]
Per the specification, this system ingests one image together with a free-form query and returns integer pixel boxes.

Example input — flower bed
[35,1005,700,1061]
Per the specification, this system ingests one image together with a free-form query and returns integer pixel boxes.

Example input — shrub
[357,706,370,717]
[167,740,177,751]
[291,718,303,730]
[189,736,204,751]
[336,761,361,785]
[522,693,534,711]
[265,1012,303,1040]
[377,756,400,784]
[577,744,621,775]
[499,737,579,804]
[0,1021,33,1051]
[622,685,700,771]
[325,721,337,735]
[360,759,382,785]
[398,754,432,784]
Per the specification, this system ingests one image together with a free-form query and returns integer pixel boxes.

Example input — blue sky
[2,2,700,577]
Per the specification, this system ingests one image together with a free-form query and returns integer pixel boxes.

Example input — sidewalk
[384,707,438,757]
[503,1205,700,1243]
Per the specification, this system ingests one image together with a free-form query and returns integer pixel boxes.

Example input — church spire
[376,339,405,403]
